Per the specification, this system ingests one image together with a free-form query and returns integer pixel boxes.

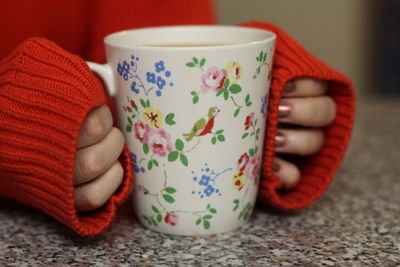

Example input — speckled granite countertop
[1,95,399,266]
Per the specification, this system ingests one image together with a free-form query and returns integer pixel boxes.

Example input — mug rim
[104,25,276,50]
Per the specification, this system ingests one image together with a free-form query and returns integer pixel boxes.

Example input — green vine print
[252,50,271,80]
[139,168,218,229]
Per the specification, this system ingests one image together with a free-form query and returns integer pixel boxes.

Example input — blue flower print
[131,81,139,94]
[117,61,131,80]
[155,60,165,73]
[199,175,210,186]
[131,152,145,173]
[260,94,269,117]
[117,55,173,97]
[146,72,156,83]
[191,163,232,198]
[156,76,166,89]
[203,185,215,196]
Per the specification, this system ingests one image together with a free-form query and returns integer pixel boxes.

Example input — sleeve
[0,37,133,236]
[239,22,356,210]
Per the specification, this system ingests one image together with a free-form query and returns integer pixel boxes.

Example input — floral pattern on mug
[117,56,173,97]
[200,66,227,93]
[146,128,173,157]
[118,48,270,232]
[252,50,271,80]
[226,61,242,84]
[186,57,252,118]
[191,163,232,199]
[123,96,188,170]
[139,169,218,230]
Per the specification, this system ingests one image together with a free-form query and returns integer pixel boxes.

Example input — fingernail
[283,81,296,94]
[275,132,286,147]
[272,161,280,172]
[278,102,291,118]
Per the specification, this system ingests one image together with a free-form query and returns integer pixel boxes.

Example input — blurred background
[215,0,398,96]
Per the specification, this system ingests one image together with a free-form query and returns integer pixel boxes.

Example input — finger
[77,105,113,149]
[272,157,300,189]
[73,127,125,185]
[283,78,328,97]
[74,161,124,212]
[275,128,324,155]
[278,96,336,127]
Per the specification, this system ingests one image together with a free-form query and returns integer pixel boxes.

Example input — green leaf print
[163,194,175,203]
[180,153,188,166]
[234,108,240,118]
[165,113,176,125]
[209,208,217,214]
[203,220,210,230]
[126,125,132,133]
[152,205,160,214]
[228,84,242,94]
[175,139,184,151]
[223,89,229,100]
[186,62,195,67]
[143,143,149,154]
[217,135,225,142]
[164,187,177,194]
[199,58,206,67]
[168,151,179,162]
[223,78,230,89]
[140,99,147,108]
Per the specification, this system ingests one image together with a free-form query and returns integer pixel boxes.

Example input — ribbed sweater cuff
[0,38,133,235]
[240,22,356,210]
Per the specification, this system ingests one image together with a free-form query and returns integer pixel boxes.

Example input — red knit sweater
[0,0,355,236]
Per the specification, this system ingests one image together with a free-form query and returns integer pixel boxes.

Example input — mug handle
[86,62,116,97]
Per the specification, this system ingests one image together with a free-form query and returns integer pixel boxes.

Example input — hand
[273,78,336,189]
[73,105,125,212]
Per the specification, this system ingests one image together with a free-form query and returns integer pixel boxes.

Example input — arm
[0,38,133,236]
[240,22,355,209]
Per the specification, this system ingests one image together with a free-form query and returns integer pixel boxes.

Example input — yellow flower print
[232,170,247,191]
[226,61,242,84]
[143,106,164,128]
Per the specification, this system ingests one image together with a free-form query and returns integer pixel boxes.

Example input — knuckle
[86,112,106,138]
[111,127,126,154]
[113,127,125,144]
[85,190,107,209]
[79,150,103,178]
[85,105,113,138]
[303,130,324,155]
[302,98,320,124]
[114,162,124,185]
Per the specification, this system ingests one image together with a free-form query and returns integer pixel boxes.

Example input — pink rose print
[237,152,250,171]
[147,128,173,157]
[245,154,261,180]
[134,120,149,143]
[244,112,255,131]
[164,213,179,226]
[200,66,227,93]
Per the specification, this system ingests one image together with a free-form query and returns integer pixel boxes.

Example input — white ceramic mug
[88,25,275,236]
